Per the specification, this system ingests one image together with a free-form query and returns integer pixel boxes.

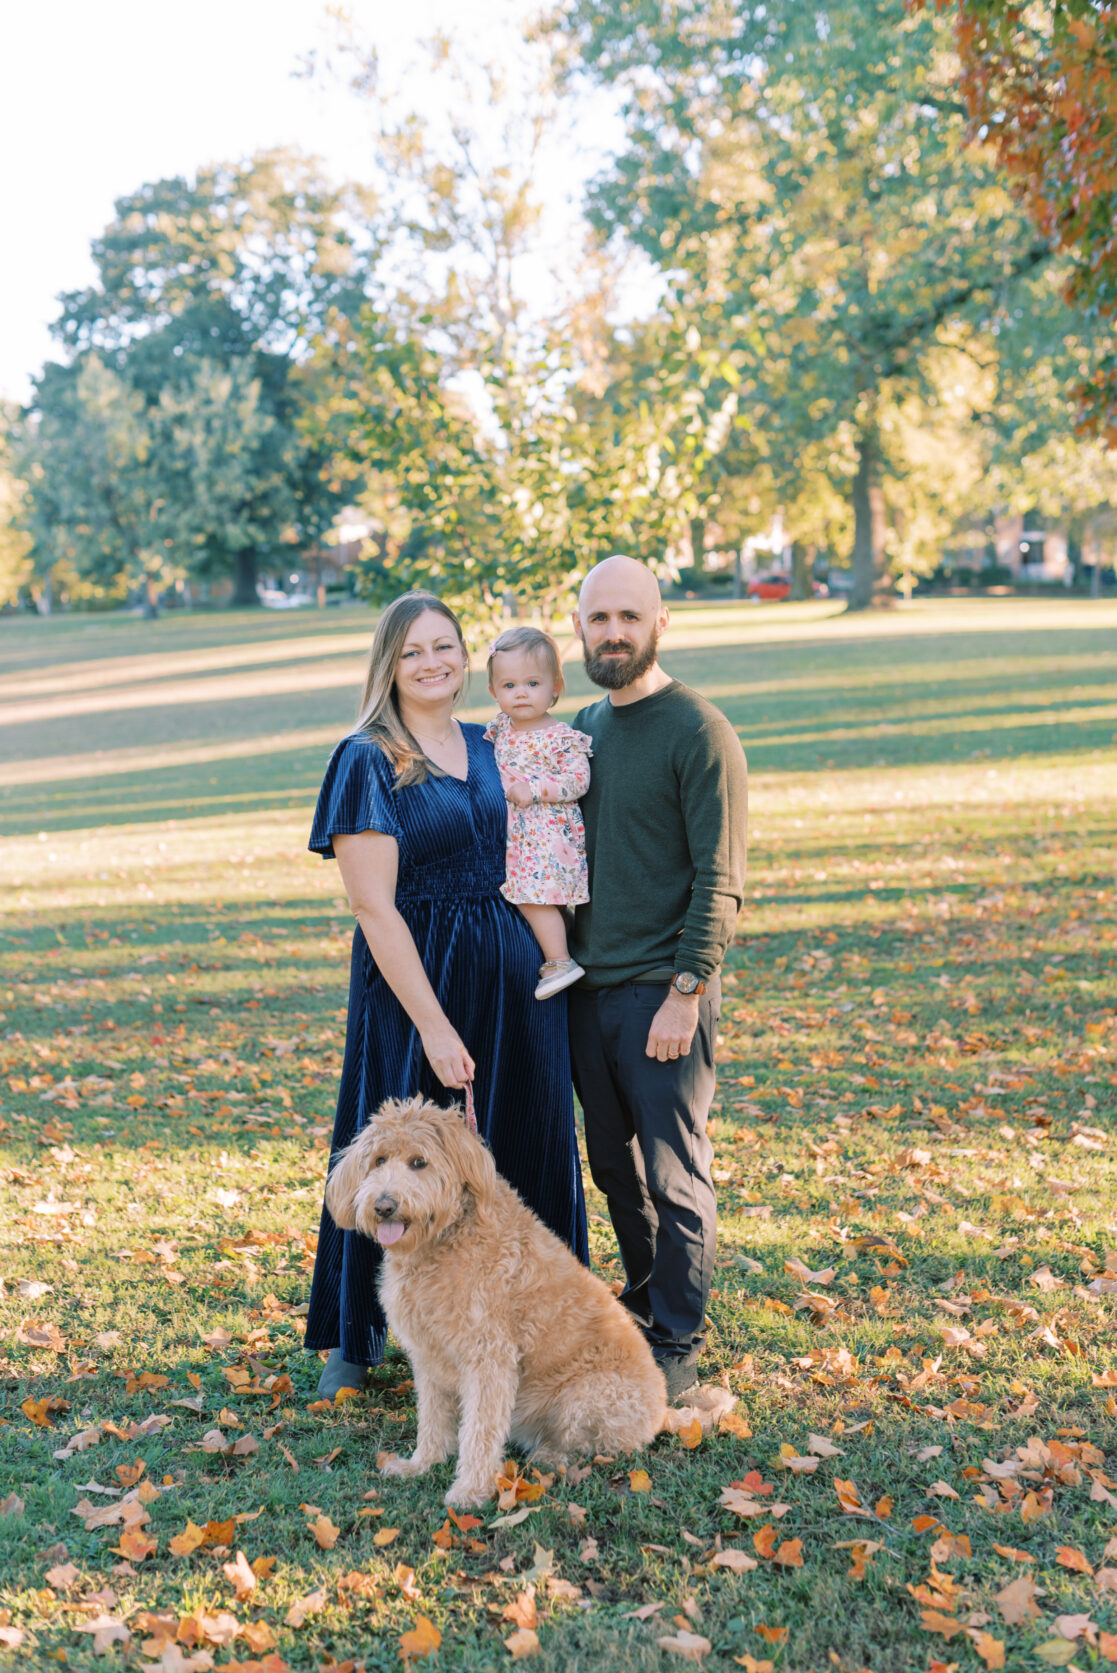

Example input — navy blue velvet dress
[306,722,589,1366]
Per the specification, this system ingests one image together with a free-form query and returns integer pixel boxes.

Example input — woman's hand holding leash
[422,1022,475,1090]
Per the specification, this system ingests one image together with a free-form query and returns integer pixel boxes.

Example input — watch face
[675,973,699,994]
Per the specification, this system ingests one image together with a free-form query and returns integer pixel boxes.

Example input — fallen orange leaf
[169,1522,206,1558]
[21,1396,70,1428]
[755,1625,788,1645]
[629,1469,652,1494]
[223,1550,257,1600]
[285,1588,327,1628]
[1056,1546,1094,1576]
[996,1574,1043,1625]
[971,1633,1005,1670]
[240,1619,278,1654]
[505,1627,541,1659]
[395,1563,421,1602]
[502,1587,538,1631]
[308,1513,341,1550]
[921,1609,966,1639]
[773,1538,803,1568]
[399,1615,441,1661]
[114,1527,157,1562]
[676,1418,703,1450]
[374,1527,400,1547]
[753,1525,778,1559]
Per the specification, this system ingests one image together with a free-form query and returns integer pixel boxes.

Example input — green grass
[2,597,1117,1671]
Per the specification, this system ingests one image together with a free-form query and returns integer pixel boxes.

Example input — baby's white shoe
[534,958,584,1000]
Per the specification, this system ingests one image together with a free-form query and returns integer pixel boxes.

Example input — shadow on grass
[4,617,1117,833]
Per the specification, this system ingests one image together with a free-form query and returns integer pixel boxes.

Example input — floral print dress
[484,713,592,907]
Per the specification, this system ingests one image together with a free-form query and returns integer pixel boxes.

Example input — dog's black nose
[374,1194,398,1217]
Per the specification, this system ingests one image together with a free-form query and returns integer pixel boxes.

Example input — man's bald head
[578,554,663,614]
[574,554,669,693]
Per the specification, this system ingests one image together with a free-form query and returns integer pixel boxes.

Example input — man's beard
[583,628,660,690]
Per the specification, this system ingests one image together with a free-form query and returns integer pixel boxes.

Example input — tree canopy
[20,150,371,607]
[914,0,1117,441]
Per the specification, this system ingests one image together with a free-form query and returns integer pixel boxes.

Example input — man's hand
[504,776,534,809]
[645,989,701,1061]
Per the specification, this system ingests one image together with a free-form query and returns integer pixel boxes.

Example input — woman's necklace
[411,719,458,749]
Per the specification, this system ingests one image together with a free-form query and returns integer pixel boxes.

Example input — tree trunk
[142,577,160,620]
[733,548,744,599]
[790,542,815,600]
[689,516,707,574]
[1085,521,1101,597]
[232,549,260,607]
[850,430,888,611]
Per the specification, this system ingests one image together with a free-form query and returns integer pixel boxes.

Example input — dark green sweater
[571,680,748,988]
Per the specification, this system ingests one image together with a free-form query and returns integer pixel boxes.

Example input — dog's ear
[324,1129,373,1230]
[441,1107,498,1215]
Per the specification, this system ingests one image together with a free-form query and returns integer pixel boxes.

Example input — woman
[306,591,589,1395]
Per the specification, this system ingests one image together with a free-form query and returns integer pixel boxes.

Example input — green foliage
[19,150,370,606]
[916,0,1117,438]
[0,404,33,607]
[553,0,1109,602]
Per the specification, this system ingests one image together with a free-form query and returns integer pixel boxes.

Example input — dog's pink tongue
[377,1222,405,1247]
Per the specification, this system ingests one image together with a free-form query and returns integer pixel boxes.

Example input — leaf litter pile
[3,690,1117,1668]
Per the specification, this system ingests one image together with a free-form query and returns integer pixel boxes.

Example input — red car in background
[746,572,829,600]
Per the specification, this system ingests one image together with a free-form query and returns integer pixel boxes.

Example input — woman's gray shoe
[317,1349,368,1398]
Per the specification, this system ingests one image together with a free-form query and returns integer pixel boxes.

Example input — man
[568,554,748,1401]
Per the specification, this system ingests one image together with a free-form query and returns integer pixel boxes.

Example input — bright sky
[0,0,623,405]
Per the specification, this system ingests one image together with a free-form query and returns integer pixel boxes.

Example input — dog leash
[463,1079,478,1134]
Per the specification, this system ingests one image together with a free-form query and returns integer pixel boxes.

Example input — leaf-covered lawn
[2,600,1117,1671]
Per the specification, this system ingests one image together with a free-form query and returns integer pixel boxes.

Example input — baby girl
[485,626,592,999]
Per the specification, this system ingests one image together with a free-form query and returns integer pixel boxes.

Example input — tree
[0,405,33,608]
[554,0,1057,605]
[301,31,715,622]
[34,150,372,604]
[18,355,294,614]
[913,0,1117,440]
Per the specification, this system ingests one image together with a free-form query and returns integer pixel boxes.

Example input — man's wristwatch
[672,972,706,996]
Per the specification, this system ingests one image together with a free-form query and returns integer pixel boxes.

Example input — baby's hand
[505,777,534,809]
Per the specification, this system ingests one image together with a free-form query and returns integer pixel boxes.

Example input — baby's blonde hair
[487,626,565,702]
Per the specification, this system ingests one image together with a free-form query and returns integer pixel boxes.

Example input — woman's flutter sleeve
[308,736,402,859]
[519,725,592,805]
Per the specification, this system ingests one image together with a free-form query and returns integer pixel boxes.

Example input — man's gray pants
[568,979,720,1369]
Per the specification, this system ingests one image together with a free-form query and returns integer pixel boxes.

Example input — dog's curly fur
[325,1096,667,1508]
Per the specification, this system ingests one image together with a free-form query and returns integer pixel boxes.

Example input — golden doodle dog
[325,1096,667,1508]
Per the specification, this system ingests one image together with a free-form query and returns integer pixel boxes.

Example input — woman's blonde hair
[355,592,469,787]
[487,626,565,702]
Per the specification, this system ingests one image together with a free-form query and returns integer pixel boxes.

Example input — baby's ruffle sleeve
[520,723,592,804]
[308,735,402,859]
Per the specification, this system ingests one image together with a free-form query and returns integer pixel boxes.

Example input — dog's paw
[381,1453,426,1478]
[445,1480,490,1509]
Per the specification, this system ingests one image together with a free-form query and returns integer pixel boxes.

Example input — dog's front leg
[381,1361,458,1479]
[445,1350,518,1509]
